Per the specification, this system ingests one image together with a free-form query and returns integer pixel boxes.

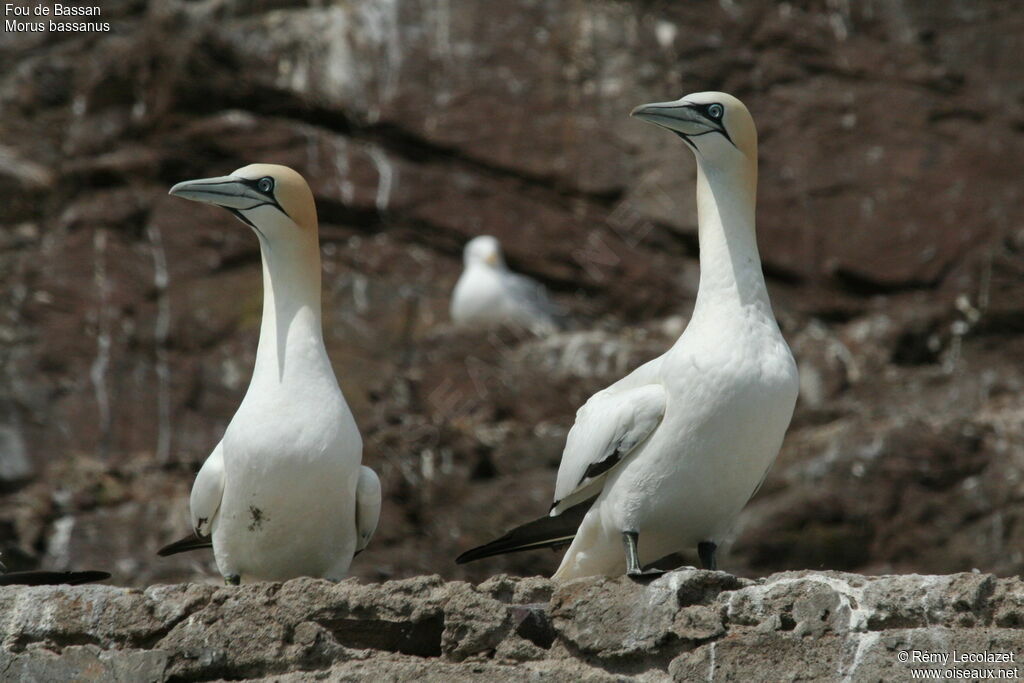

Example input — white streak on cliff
[148,222,172,462]
[368,146,396,213]
[89,229,111,451]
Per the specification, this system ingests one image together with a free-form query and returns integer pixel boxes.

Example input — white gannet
[450,235,563,334]
[158,164,381,584]
[457,93,798,579]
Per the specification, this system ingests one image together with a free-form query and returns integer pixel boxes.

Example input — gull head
[631,91,757,168]
[464,235,505,268]
[169,163,318,243]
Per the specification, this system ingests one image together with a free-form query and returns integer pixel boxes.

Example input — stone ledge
[2,569,1022,681]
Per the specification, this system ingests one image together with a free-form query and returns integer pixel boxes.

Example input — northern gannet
[158,164,381,584]
[457,93,798,579]
[451,235,563,334]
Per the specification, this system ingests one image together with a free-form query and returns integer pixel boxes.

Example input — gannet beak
[169,175,268,211]
[631,101,718,138]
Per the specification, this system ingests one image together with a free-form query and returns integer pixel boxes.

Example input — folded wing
[455,358,667,565]
[354,466,382,554]
[550,383,667,515]
[503,271,566,332]
[190,441,225,537]
[157,442,224,557]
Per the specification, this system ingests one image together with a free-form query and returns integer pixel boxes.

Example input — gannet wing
[190,440,225,537]
[354,466,382,554]
[157,442,224,557]
[550,382,667,515]
[457,359,668,565]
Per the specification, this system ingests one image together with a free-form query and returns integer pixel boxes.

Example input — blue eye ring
[258,177,274,193]
[707,103,724,120]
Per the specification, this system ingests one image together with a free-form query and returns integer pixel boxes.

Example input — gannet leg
[224,574,240,586]
[698,541,717,570]
[622,531,666,579]
[622,531,642,574]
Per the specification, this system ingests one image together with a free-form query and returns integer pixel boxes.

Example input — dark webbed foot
[626,566,668,582]
[622,530,642,574]
[698,541,718,570]
[621,530,667,580]
[224,574,240,586]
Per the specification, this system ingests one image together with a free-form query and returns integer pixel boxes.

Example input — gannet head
[169,163,318,242]
[631,91,756,167]
[464,235,505,268]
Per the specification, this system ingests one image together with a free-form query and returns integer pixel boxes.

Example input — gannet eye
[707,103,724,120]
[258,177,274,193]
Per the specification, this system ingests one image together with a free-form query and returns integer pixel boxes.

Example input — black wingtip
[454,549,479,565]
[64,570,112,585]
[157,534,212,557]
[456,527,577,564]
[0,570,111,586]
[456,539,513,564]
[455,497,595,565]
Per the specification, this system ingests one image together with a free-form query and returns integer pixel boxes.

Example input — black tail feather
[157,534,212,557]
[0,570,111,586]
[456,497,594,564]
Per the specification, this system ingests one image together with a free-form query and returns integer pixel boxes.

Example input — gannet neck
[629,92,771,318]
[250,235,328,387]
[167,164,335,393]
[691,158,770,316]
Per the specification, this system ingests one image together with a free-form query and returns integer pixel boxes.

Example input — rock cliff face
[2,1,1024,587]
[2,570,1023,681]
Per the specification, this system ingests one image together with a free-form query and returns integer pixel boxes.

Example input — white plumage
[552,92,798,578]
[165,164,380,583]
[451,235,562,334]
[458,92,798,580]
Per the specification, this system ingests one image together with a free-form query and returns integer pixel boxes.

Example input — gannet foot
[697,541,718,571]
[626,567,668,581]
[224,574,240,586]
[622,529,666,580]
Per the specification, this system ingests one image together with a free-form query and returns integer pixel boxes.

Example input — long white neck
[690,159,772,318]
[248,234,330,389]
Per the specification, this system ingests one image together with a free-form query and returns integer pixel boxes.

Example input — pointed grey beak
[168,175,266,211]
[630,101,716,137]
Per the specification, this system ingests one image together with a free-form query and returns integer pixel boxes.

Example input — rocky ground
[1,0,1024,591]
[3,569,1024,681]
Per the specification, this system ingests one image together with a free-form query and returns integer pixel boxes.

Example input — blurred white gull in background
[450,235,563,335]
